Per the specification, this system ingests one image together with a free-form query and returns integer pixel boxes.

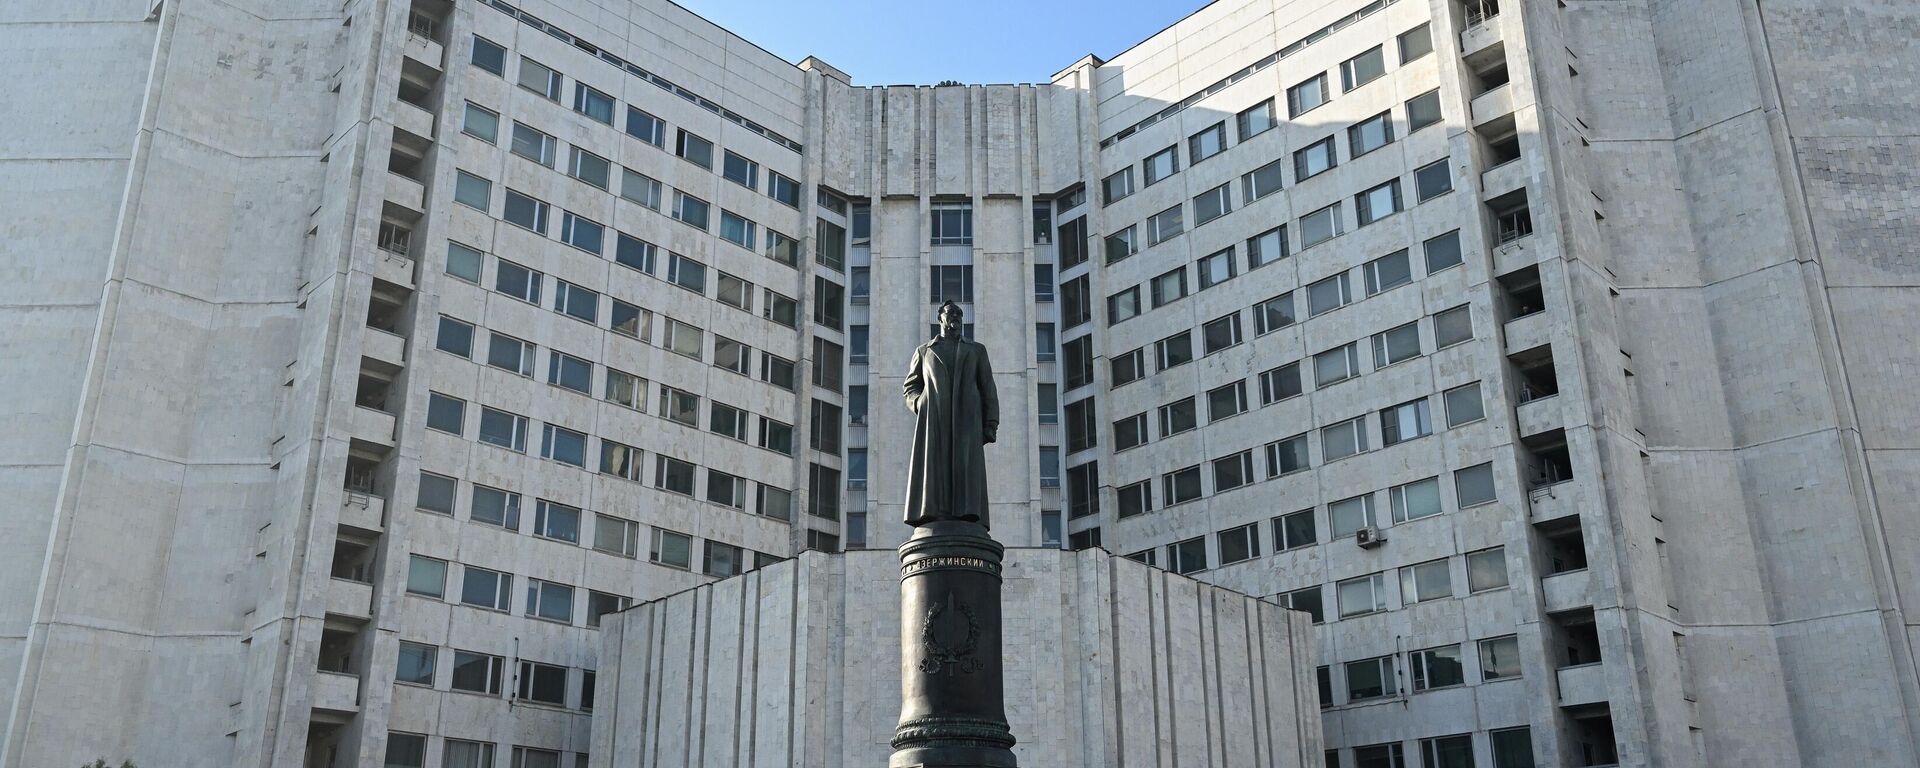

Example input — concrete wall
[592,547,1320,768]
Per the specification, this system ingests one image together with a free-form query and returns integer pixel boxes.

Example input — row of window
[1100,22,1435,206]
[1321,725,1534,768]
[385,732,586,768]
[1317,633,1522,712]
[393,640,598,711]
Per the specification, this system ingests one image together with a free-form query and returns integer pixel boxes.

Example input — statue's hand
[983,427,997,444]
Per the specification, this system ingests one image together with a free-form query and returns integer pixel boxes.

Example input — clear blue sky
[676,0,1210,85]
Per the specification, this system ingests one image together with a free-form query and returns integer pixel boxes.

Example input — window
[571,82,614,124]
[814,277,845,330]
[1064,398,1097,453]
[1189,251,1235,295]
[416,472,457,516]
[1107,286,1141,324]
[1102,228,1139,267]
[1213,450,1255,493]
[1444,382,1485,426]
[450,651,503,695]
[426,392,465,434]
[1110,347,1145,386]
[719,211,758,250]
[813,337,844,391]
[486,332,533,376]
[516,659,567,704]
[1147,205,1184,245]
[1300,203,1343,247]
[546,351,592,395]
[1316,667,1334,708]
[510,123,557,167]
[1237,98,1277,140]
[470,36,506,75]
[1433,304,1473,348]
[817,218,847,269]
[759,230,799,267]
[721,151,759,190]
[1424,230,1464,273]
[623,105,664,145]
[1346,654,1396,700]
[1322,415,1369,460]
[1034,263,1056,302]
[1142,145,1179,185]
[1356,180,1402,225]
[1400,558,1452,604]
[1372,322,1423,367]
[502,189,550,234]
[809,399,842,453]
[453,171,491,210]
[758,485,793,520]
[929,265,974,304]
[809,463,842,520]
[1154,465,1203,510]
[650,528,692,568]
[1398,23,1433,63]
[1194,185,1231,227]
[513,747,563,768]
[931,203,973,245]
[1151,267,1187,307]
[530,499,581,547]
[1414,159,1453,202]
[478,407,529,452]
[586,516,639,563]
[854,203,873,242]
[704,540,744,578]
[1468,547,1509,592]
[1067,462,1100,519]
[1039,447,1061,488]
[435,316,475,358]
[1247,226,1288,270]
[608,236,655,279]
[446,242,484,283]
[1281,586,1323,624]
[1207,381,1247,421]
[1266,432,1310,477]
[524,578,575,623]
[674,130,713,168]
[1406,89,1443,133]
[1202,313,1242,355]
[706,470,745,509]
[1113,412,1147,452]
[1242,160,1284,204]
[1116,480,1152,519]
[1480,635,1521,680]
[1389,477,1443,524]
[1455,463,1497,507]
[1336,572,1388,618]
[553,279,599,322]
[662,318,702,359]
[1329,493,1377,538]
[654,456,696,496]
[599,438,642,481]
[1169,534,1207,574]
[714,337,751,375]
[1340,46,1387,91]
[1287,72,1329,117]
[1381,399,1434,447]
[1218,522,1260,564]
[517,58,561,100]
[660,386,699,426]
[1188,122,1226,164]
[469,485,520,529]
[406,555,447,598]
[672,192,710,229]
[1348,111,1394,157]
[1101,168,1134,205]
[1364,250,1414,295]
[1155,331,1193,371]
[1294,136,1337,181]
[1313,343,1360,387]
[761,353,797,391]
[764,290,799,327]
[1275,509,1317,550]
[1411,645,1466,692]
[1158,397,1198,437]
[460,566,512,611]
[1491,729,1534,768]
[462,102,500,143]
[387,732,428,768]
[768,172,800,206]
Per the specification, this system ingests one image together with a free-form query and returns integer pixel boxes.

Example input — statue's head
[938,301,964,338]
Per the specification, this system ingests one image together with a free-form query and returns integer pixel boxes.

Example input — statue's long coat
[901,335,1000,528]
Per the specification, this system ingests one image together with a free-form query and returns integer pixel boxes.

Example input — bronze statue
[901,301,1000,529]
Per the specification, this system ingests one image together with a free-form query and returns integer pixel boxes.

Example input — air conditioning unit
[1355,526,1386,548]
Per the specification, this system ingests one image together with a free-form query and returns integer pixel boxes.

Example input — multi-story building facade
[3,0,1916,766]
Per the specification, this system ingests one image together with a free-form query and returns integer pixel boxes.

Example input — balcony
[351,406,397,445]
[1460,11,1503,57]
[1556,662,1607,707]
[1503,312,1551,356]
[1515,394,1563,437]
[403,30,444,71]
[311,670,361,715]
[385,171,426,213]
[340,491,386,533]
[1481,158,1527,200]
[1471,83,1516,127]
[1541,568,1592,613]
[1528,481,1576,523]
[363,328,406,368]
[327,577,373,620]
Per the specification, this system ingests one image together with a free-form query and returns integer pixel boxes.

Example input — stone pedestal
[890,521,1017,768]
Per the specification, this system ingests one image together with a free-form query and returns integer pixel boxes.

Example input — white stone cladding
[591,547,1320,768]
[2,0,1918,765]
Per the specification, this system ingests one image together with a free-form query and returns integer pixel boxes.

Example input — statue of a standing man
[902,301,1000,529]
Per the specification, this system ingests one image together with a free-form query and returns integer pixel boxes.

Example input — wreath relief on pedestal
[918,592,981,676]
